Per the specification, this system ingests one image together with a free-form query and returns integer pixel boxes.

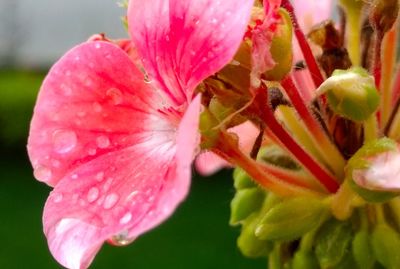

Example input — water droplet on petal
[71,174,78,179]
[53,193,63,203]
[96,136,110,149]
[34,166,52,182]
[95,171,104,181]
[106,88,123,105]
[52,130,77,154]
[87,148,97,156]
[95,43,101,49]
[87,187,99,203]
[110,230,134,246]
[103,193,119,209]
[119,212,132,224]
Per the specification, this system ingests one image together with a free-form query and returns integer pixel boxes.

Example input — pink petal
[196,121,259,176]
[293,0,333,32]
[128,0,254,106]
[129,94,202,237]
[27,41,162,187]
[42,96,201,269]
[251,0,282,76]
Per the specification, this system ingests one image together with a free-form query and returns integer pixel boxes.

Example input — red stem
[281,0,325,88]
[281,76,327,136]
[258,87,339,193]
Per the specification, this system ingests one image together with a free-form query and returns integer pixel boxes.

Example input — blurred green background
[0,70,265,268]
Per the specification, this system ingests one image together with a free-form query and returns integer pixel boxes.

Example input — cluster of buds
[217,1,400,268]
[27,0,400,268]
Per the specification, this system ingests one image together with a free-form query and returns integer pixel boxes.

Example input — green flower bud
[237,214,273,258]
[233,168,256,190]
[347,138,400,202]
[371,224,400,269]
[264,8,293,81]
[352,230,376,269]
[255,197,326,241]
[317,67,380,122]
[230,188,265,226]
[315,219,353,268]
[292,250,319,269]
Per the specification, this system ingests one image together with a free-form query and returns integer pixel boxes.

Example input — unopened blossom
[27,0,254,268]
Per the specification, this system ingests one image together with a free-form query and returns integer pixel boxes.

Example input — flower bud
[255,197,326,241]
[371,224,400,269]
[315,219,353,268]
[316,67,380,121]
[237,214,273,258]
[263,8,293,81]
[347,137,400,202]
[230,188,265,225]
[233,168,257,190]
[292,250,319,269]
[352,229,376,269]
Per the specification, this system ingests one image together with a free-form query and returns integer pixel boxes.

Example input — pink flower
[27,0,254,268]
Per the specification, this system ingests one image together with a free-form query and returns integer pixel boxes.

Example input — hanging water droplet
[110,230,134,246]
[95,171,104,181]
[52,130,77,154]
[52,193,63,203]
[119,212,132,224]
[103,193,119,209]
[34,166,52,182]
[87,187,99,203]
[96,135,110,149]
[106,88,123,105]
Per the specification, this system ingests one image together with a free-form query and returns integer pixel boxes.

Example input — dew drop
[87,148,97,156]
[52,193,63,203]
[110,230,134,246]
[34,166,52,182]
[95,43,101,49]
[95,171,104,181]
[87,187,99,203]
[119,212,132,224]
[103,193,119,209]
[211,18,218,24]
[52,130,77,154]
[96,135,110,149]
[106,88,123,105]
[71,174,78,180]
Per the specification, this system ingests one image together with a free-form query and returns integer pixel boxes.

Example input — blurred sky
[0,0,127,68]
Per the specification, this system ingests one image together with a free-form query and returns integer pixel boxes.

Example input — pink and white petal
[43,96,201,269]
[128,94,202,237]
[27,41,162,186]
[293,0,333,32]
[43,137,176,269]
[128,0,255,106]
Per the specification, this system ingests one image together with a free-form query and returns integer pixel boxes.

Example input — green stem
[364,115,379,142]
[331,180,361,220]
